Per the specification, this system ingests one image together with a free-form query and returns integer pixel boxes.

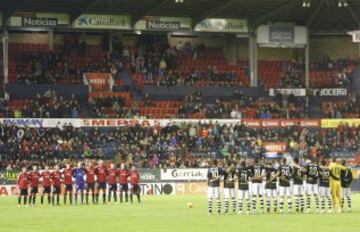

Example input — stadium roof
[1,0,360,33]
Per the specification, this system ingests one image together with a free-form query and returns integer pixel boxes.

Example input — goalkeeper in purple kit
[73,162,86,205]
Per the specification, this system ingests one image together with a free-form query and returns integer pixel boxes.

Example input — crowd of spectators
[1,90,81,118]
[0,121,359,170]
[279,60,305,88]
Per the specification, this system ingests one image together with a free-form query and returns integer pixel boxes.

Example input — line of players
[17,161,141,207]
[207,158,353,215]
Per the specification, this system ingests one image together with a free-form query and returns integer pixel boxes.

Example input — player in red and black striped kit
[41,165,52,205]
[17,167,30,207]
[62,164,74,205]
[107,163,118,203]
[51,165,62,206]
[95,160,108,204]
[85,163,96,204]
[129,166,141,203]
[118,163,130,203]
[29,165,40,206]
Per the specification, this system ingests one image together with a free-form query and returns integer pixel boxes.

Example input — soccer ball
[187,202,193,208]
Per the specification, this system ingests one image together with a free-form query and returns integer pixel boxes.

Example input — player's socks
[232,198,236,213]
[95,193,99,204]
[41,196,44,204]
[306,195,311,210]
[238,199,243,213]
[125,193,129,203]
[208,198,212,214]
[266,199,270,212]
[346,196,351,210]
[75,193,78,205]
[92,193,95,204]
[300,196,304,212]
[64,193,67,205]
[56,195,60,205]
[120,192,123,203]
[18,196,21,205]
[108,192,112,202]
[287,198,292,212]
[113,191,117,202]
[321,197,325,210]
[80,192,84,204]
[341,197,344,208]
[279,198,284,212]
[326,197,332,211]
[295,196,299,212]
[23,196,27,206]
[315,195,319,211]
[224,199,229,213]
[28,196,32,206]
[136,194,141,203]
[246,199,251,213]
[252,196,257,212]
[47,195,51,204]
[273,199,278,212]
[85,193,89,204]
[32,195,36,205]
[102,193,106,204]
[216,198,221,213]
[130,193,133,203]
[259,196,264,211]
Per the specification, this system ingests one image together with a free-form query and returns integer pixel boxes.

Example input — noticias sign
[146,20,181,30]
[22,17,58,27]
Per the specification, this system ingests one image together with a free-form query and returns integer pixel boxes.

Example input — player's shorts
[86,183,95,192]
[130,184,141,194]
[76,183,85,192]
[53,186,61,194]
[293,184,304,196]
[319,186,330,197]
[30,186,39,194]
[43,186,51,194]
[19,188,28,196]
[305,183,319,195]
[108,183,117,192]
[65,184,73,192]
[251,182,264,196]
[342,187,351,197]
[207,186,220,199]
[238,189,250,200]
[223,187,235,199]
[120,183,129,192]
[279,186,291,197]
[97,182,107,190]
[266,188,277,198]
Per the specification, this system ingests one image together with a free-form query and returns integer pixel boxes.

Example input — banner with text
[161,168,208,181]
[0,118,321,128]
[84,73,113,92]
[195,18,248,33]
[257,25,307,48]
[8,12,69,27]
[321,119,360,128]
[73,14,131,30]
[134,16,191,31]
[269,88,306,96]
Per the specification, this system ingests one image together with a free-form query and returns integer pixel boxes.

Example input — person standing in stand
[129,166,141,203]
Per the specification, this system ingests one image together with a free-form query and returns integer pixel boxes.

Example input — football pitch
[0,194,359,232]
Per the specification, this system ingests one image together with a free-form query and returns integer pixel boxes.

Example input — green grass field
[0,194,359,232]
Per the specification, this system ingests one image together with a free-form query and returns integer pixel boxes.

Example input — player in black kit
[265,160,278,213]
[278,158,293,213]
[223,164,236,214]
[207,160,224,214]
[292,158,305,213]
[304,160,320,213]
[236,160,251,215]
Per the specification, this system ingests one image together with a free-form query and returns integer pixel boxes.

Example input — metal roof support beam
[70,0,102,23]
[307,0,326,27]
[192,0,240,27]
[346,2,360,28]
[132,0,170,26]
[249,0,300,28]
[2,0,30,24]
